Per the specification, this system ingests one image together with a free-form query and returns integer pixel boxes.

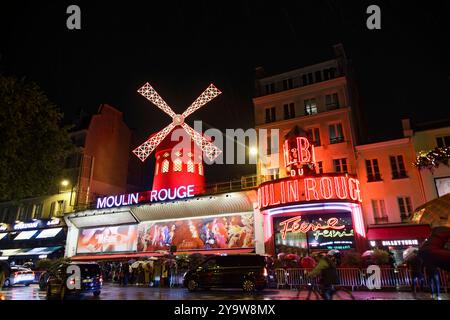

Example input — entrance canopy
[367,224,431,240]
[0,246,63,259]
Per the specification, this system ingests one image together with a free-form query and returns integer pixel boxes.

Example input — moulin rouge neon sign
[283,137,316,177]
[279,216,346,240]
[96,185,195,209]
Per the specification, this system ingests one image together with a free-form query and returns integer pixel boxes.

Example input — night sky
[1,1,449,187]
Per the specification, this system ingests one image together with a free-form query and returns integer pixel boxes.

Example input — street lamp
[249,146,258,157]
[61,180,70,187]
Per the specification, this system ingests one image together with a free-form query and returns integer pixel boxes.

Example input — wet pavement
[0,283,449,300]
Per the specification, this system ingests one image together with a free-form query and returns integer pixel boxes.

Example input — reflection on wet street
[0,283,448,300]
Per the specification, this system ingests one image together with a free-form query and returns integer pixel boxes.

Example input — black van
[46,262,102,299]
[183,254,268,292]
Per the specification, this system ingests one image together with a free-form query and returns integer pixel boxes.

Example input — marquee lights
[96,185,196,209]
[257,174,362,210]
[133,83,222,162]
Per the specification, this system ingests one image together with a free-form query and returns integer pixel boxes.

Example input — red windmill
[133,83,222,194]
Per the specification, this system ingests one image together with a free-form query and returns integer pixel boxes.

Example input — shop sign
[258,174,362,210]
[0,224,8,232]
[381,239,419,247]
[46,218,60,226]
[14,221,39,230]
[96,184,195,209]
[279,216,346,240]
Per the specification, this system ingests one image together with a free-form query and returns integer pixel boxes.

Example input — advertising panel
[76,225,138,254]
[137,213,255,252]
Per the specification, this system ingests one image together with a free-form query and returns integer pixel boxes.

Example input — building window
[333,158,348,173]
[33,203,43,219]
[315,70,322,82]
[187,160,194,173]
[317,161,324,174]
[436,136,450,148]
[366,159,382,182]
[173,159,182,172]
[308,73,314,84]
[265,107,276,123]
[49,202,56,217]
[398,197,413,219]
[323,68,336,80]
[283,103,295,119]
[266,134,272,155]
[307,128,321,146]
[372,199,388,223]
[304,99,317,115]
[265,83,275,94]
[162,159,169,173]
[390,155,408,179]
[198,163,203,176]
[0,207,9,223]
[325,93,340,110]
[56,200,66,216]
[302,74,308,86]
[329,123,344,144]
[282,78,293,90]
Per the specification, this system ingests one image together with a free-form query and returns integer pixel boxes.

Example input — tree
[0,76,74,201]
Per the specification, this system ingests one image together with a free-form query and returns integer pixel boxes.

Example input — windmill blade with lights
[133,83,222,162]
[133,82,222,194]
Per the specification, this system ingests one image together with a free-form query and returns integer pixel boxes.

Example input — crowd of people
[99,259,180,287]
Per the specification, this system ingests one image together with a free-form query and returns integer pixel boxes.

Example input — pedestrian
[0,260,11,287]
[425,264,441,300]
[137,264,145,286]
[122,262,130,286]
[407,252,424,294]
[307,252,339,300]
[144,263,150,286]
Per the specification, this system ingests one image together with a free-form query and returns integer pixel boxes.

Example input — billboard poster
[273,212,355,253]
[137,213,255,252]
[77,225,138,254]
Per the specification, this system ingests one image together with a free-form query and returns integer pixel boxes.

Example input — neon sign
[257,174,362,210]
[283,136,316,177]
[14,222,39,230]
[278,216,346,240]
[96,185,196,209]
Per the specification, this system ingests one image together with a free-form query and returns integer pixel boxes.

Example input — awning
[0,246,63,258]
[367,224,431,240]
[70,248,255,261]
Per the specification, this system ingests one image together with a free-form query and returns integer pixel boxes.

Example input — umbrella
[362,250,374,258]
[410,193,450,228]
[300,256,316,269]
[131,261,143,268]
[327,249,340,256]
[403,247,418,261]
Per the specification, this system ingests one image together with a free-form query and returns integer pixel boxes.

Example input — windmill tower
[133,83,222,195]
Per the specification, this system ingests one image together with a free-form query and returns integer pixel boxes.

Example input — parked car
[46,262,102,299]
[3,266,35,287]
[183,254,268,292]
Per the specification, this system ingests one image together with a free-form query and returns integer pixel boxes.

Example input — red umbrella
[300,256,316,269]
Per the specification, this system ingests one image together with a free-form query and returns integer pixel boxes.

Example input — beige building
[253,44,364,182]
[403,119,450,202]
[355,138,425,225]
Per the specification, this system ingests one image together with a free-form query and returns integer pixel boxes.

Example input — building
[252,45,367,256]
[0,104,137,264]
[404,118,450,201]
[355,136,430,263]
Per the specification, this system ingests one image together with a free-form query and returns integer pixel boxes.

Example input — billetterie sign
[96,185,196,209]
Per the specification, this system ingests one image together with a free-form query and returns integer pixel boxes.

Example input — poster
[137,213,255,252]
[77,225,138,254]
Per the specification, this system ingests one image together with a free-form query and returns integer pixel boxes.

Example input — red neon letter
[348,178,362,202]
[334,176,349,200]
[319,177,333,199]
[269,183,280,206]
[304,178,319,201]
[297,137,311,163]
[286,180,299,203]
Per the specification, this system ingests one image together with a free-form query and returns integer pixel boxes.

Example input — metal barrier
[275,268,449,292]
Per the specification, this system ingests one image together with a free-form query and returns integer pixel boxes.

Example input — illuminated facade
[253,45,367,255]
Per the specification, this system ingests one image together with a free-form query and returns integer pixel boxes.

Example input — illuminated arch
[173,158,182,172]
[162,159,169,173]
[187,160,194,173]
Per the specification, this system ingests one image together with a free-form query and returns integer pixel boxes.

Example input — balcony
[329,136,345,144]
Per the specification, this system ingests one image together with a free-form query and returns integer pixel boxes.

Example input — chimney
[402,118,413,137]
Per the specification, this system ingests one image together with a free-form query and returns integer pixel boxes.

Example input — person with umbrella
[405,248,425,295]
